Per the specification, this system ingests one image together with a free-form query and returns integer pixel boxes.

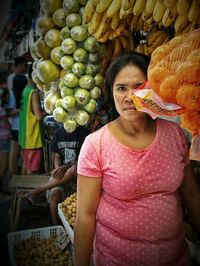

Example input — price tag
[55,230,70,251]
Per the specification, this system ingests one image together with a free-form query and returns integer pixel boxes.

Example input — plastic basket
[58,203,74,244]
[7,225,66,266]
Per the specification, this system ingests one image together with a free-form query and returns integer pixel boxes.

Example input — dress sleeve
[77,136,102,177]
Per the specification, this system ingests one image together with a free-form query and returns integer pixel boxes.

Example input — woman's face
[113,64,147,121]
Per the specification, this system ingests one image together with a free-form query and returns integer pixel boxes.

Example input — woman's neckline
[106,118,159,152]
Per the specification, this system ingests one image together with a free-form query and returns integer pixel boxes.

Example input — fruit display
[60,192,77,228]
[14,234,72,266]
[31,0,105,133]
[148,28,200,135]
[29,0,200,135]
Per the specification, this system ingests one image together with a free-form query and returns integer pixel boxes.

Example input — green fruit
[70,25,88,42]
[73,48,88,63]
[63,117,78,133]
[37,59,60,83]
[63,0,79,14]
[36,15,54,36]
[90,86,101,99]
[53,107,68,122]
[77,0,87,5]
[83,99,97,113]
[66,13,82,28]
[61,87,74,97]
[85,64,98,76]
[35,38,52,59]
[83,36,98,52]
[45,29,62,48]
[62,96,76,111]
[79,75,95,90]
[61,38,77,54]
[94,74,104,87]
[52,8,66,27]
[55,99,63,108]
[75,109,90,126]
[89,52,100,63]
[64,73,79,88]
[60,55,74,70]
[75,88,90,105]
[72,62,86,77]
[40,0,61,15]
[60,26,71,40]
[79,6,85,17]
[50,46,65,65]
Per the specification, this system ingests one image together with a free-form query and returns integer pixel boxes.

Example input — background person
[7,56,27,175]
[74,52,200,266]
[19,64,46,175]
[26,124,89,225]
[7,74,27,174]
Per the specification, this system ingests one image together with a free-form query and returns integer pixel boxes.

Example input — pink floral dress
[77,118,191,266]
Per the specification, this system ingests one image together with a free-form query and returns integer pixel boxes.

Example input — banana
[153,0,166,23]
[130,15,140,31]
[162,1,178,27]
[106,0,122,18]
[96,0,113,13]
[147,30,165,46]
[98,30,111,42]
[177,0,192,15]
[111,12,120,30]
[174,13,189,33]
[188,0,200,22]
[146,15,155,25]
[111,38,122,61]
[111,23,126,39]
[119,5,133,19]
[135,44,144,54]
[146,0,157,13]
[121,0,136,11]
[93,12,111,40]
[90,0,100,6]
[82,0,96,24]
[136,15,144,30]
[88,11,103,34]
[164,0,176,8]
[119,35,128,49]
[133,0,146,16]
[142,7,153,21]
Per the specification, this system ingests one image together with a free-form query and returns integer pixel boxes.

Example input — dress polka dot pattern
[77,118,191,266]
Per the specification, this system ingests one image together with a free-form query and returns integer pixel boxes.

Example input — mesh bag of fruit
[148,28,200,160]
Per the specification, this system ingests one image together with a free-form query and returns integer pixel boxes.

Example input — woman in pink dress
[74,52,200,266]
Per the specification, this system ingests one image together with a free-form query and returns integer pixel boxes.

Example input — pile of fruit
[60,192,77,228]
[31,0,105,133]
[14,234,72,266]
[148,28,200,135]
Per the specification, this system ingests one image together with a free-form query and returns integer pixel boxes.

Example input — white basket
[58,203,74,244]
[7,225,66,266]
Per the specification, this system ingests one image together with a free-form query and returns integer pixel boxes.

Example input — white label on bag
[55,230,70,250]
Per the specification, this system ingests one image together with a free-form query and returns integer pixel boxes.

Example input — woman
[74,52,200,266]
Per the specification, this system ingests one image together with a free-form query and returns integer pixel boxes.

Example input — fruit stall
[4,0,200,265]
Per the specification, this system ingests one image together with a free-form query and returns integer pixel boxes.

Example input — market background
[0,0,199,265]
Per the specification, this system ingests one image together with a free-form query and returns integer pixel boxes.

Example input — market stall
[5,0,200,265]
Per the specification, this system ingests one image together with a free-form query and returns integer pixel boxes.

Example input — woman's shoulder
[85,124,108,142]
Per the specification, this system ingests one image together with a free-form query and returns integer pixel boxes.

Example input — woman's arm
[74,175,102,266]
[180,163,200,233]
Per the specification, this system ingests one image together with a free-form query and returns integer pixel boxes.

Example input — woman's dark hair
[104,52,151,120]
[13,74,27,109]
